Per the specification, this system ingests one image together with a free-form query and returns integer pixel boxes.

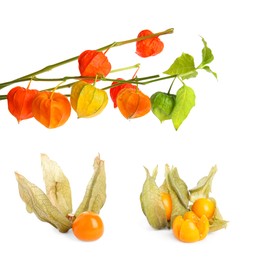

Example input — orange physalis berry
[191,198,216,219]
[116,88,151,119]
[161,192,172,221]
[78,50,111,83]
[7,86,39,123]
[32,91,71,128]
[136,29,164,58]
[109,79,136,108]
[72,212,104,241]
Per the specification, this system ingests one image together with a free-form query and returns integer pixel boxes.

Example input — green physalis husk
[15,154,106,233]
[150,92,176,123]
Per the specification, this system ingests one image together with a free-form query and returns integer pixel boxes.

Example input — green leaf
[189,165,217,202]
[140,166,168,229]
[200,37,214,66]
[15,172,72,233]
[165,165,189,222]
[75,155,106,217]
[198,37,217,79]
[41,154,72,216]
[171,85,196,130]
[203,66,218,79]
[164,53,198,80]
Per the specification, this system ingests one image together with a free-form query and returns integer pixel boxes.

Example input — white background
[0,0,259,259]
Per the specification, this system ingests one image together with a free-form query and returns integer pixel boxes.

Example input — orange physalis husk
[136,29,164,58]
[109,79,136,108]
[116,87,151,119]
[32,91,71,128]
[70,81,108,118]
[78,50,111,83]
[7,86,39,123]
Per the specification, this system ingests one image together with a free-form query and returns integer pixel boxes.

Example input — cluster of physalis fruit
[0,28,217,130]
[140,165,228,242]
[15,154,106,242]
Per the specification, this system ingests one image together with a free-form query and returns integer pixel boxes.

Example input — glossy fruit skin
[70,81,108,118]
[184,211,209,240]
[117,88,151,119]
[172,212,209,242]
[110,79,136,108]
[7,86,39,123]
[191,198,216,219]
[136,29,164,58]
[78,50,111,83]
[32,91,71,128]
[72,212,104,241]
[150,92,176,122]
[161,192,172,221]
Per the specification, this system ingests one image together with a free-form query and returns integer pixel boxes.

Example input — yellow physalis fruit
[70,81,108,118]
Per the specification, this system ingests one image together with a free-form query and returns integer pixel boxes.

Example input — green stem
[167,77,176,94]
[30,74,160,93]
[177,76,186,85]
[101,75,160,90]
[110,63,140,73]
[0,72,180,101]
[0,28,174,89]
[3,63,141,85]
[0,56,78,89]
[140,75,176,85]
[96,28,174,52]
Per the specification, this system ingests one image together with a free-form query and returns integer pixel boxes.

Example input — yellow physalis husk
[70,81,108,118]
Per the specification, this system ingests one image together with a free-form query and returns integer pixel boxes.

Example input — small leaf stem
[110,63,140,73]
[50,81,65,99]
[140,74,176,85]
[167,77,176,94]
[177,76,186,86]
[0,73,176,100]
